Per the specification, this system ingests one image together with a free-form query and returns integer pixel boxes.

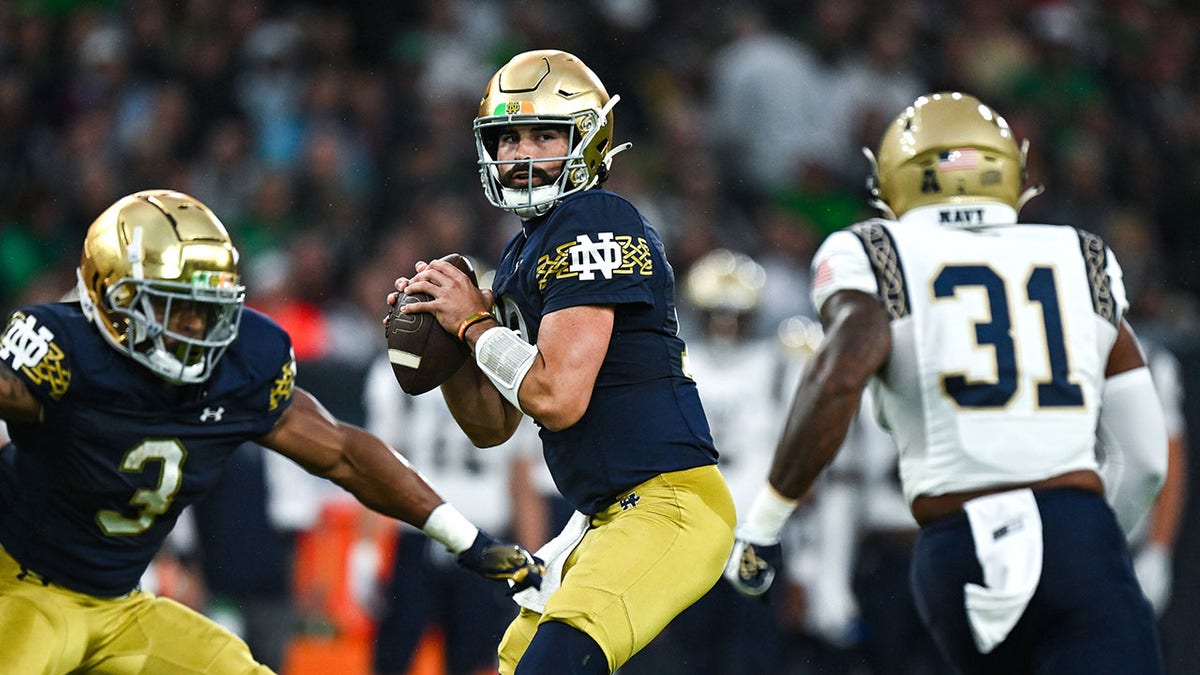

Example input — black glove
[456,530,545,594]
[723,537,783,601]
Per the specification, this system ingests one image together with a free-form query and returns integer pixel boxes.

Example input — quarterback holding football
[390,50,735,674]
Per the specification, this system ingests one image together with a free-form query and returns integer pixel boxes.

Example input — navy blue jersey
[0,302,296,597]
[490,189,717,514]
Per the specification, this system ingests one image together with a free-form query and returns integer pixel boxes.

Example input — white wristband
[738,483,799,544]
[422,503,479,554]
[475,326,537,413]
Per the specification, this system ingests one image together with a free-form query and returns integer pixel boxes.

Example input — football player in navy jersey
[391,50,735,674]
[0,189,543,674]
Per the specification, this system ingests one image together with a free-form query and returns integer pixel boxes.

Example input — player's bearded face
[500,162,561,188]
[495,125,569,188]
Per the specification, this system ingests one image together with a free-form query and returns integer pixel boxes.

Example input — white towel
[962,488,1044,654]
[512,510,590,613]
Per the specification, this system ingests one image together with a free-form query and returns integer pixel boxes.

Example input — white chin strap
[500,184,561,219]
[146,347,206,383]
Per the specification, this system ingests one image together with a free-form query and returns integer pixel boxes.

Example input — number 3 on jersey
[933,264,1084,409]
[96,440,185,535]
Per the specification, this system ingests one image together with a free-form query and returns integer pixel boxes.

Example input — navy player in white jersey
[363,347,547,675]
[1129,338,1189,617]
[726,93,1169,674]
[0,190,543,674]
[623,249,793,674]
[391,50,735,674]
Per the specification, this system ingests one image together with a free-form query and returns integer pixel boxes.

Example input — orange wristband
[456,312,495,342]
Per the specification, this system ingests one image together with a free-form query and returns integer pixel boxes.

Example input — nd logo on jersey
[1,312,70,399]
[569,232,623,280]
[538,232,653,289]
[1,314,53,370]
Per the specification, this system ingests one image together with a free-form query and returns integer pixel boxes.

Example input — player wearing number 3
[726,93,1169,674]
[0,190,543,674]
[392,50,734,674]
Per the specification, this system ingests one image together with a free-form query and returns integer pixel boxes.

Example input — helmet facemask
[473,50,631,219]
[82,272,243,384]
[475,101,624,219]
[77,190,245,385]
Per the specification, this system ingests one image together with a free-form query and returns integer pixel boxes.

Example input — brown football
[385,253,477,395]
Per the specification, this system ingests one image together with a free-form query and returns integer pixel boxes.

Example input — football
[385,253,478,395]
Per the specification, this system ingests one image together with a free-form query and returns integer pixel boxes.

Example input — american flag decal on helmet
[938,148,979,171]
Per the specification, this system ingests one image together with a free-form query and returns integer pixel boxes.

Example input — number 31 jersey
[811,203,1128,504]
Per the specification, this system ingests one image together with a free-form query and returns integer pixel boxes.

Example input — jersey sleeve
[536,192,656,314]
[1105,245,1130,320]
[810,229,880,314]
[0,307,73,405]
[261,348,296,429]
[232,309,297,432]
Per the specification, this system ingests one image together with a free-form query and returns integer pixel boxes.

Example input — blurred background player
[630,251,874,674]
[363,259,549,675]
[622,249,792,673]
[1131,338,1190,618]
[831,388,954,675]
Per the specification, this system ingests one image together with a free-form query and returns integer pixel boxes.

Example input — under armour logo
[200,406,225,422]
[619,492,640,510]
[568,232,622,280]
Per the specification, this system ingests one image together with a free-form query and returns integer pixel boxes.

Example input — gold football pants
[0,545,272,674]
[498,464,736,673]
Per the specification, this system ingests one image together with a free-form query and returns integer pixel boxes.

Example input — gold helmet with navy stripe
[474,49,631,218]
[866,92,1042,219]
[77,189,245,384]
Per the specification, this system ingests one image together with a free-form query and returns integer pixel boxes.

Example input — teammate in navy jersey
[727,93,1168,674]
[391,50,735,674]
[0,189,543,674]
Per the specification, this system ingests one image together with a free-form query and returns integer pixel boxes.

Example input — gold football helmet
[474,49,631,218]
[866,92,1042,219]
[683,249,766,313]
[77,190,245,384]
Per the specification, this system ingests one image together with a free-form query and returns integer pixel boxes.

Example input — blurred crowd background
[2,0,1199,673]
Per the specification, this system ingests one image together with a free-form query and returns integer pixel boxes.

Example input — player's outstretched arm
[0,363,42,424]
[258,388,543,590]
[727,290,889,599]
[769,290,891,501]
